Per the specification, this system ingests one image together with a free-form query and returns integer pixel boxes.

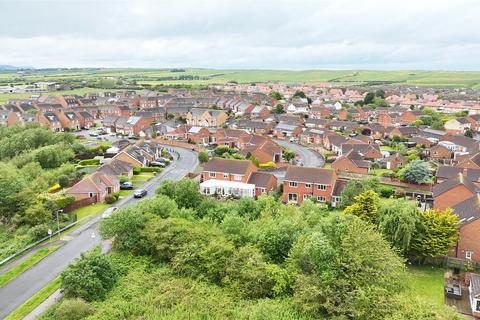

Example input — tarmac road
[0,146,198,319]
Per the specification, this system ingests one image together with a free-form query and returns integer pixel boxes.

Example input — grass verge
[5,276,61,320]
[72,203,110,221]
[0,246,61,288]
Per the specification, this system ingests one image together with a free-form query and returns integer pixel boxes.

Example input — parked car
[134,189,147,198]
[150,161,166,167]
[120,181,134,190]
[101,206,118,218]
[89,132,99,137]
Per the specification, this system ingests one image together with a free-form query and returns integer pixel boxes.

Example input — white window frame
[234,175,242,181]
[260,188,266,193]
[466,251,473,260]
[223,173,229,178]
[317,196,326,202]
[305,183,312,188]
[317,184,327,191]
[88,192,94,198]
[209,172,216,178]
[303,194,312,200]
[289,181,298,187]
[288,193,298,203]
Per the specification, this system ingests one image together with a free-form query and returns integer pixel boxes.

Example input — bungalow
[340,143,382,160]
[66,171,119,203]
[282,166,341,206]
[112,142,161,167]
[98,159,134,178]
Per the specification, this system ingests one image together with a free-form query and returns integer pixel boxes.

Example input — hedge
[77,159,100,166]
[141,167,161,173]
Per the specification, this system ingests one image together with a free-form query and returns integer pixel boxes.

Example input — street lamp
[56,209,63,234]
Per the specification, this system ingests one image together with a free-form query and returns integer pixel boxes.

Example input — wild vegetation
[40,178,462,320]
[0,124,85,260]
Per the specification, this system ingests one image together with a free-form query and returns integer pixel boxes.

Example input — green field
[1,68,480,93]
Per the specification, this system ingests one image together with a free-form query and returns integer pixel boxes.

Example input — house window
[289,181,298,187]
[332,196,341,202]
[305,183,312,188]
[260,188,266,193]
[476,300,480,312]
[88,192,94,198]
[317,196,326,202]
[209,172,216,178]
[288,193,298,203]
[303,194,312,200]
[466,251,473,260]
[317,184,327,191]
[234,175,242,181]
[223,173,229,178]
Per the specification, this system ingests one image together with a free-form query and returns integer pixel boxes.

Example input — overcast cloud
[0,0,479,70]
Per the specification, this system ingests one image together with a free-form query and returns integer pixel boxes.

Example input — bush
[198,151,209,163]
[77,159,100,166]
[141,167,161,173]
[61,249,118,301]
[27,223,49,240]
[55,195,76,209]
[133,167,141,175]
[54,298,95,320]
[259,161,276,169]
[119,175,129,184]
[105,196,117,204]
[48,183,61,193]
[379,185,394,198]
[58,174,70,188]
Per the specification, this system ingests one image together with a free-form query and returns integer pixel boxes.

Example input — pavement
[0,146,198,319]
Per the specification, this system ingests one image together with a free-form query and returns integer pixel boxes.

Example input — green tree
[173,179,202,209]
[364,92,375,104]
[198,151,209,163]
[398,160,431,184]
[61,249,118,301]
[409,208,459,258]
[156,180,175,197]
[269,91,283,100]
[282,148,296,162]
[465,128,474,138]
[339,177,379,208]
[293,91,306,99]
[289,214,405,319]
[271,104,285,114]
[376,199,420,255]
[58,174,70,188]
[343,190,380,223]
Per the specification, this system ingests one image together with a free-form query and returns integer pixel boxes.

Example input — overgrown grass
[0,246,61,288]
[5,276,61,320]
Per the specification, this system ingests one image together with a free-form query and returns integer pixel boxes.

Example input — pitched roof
[203,158,252,175]
[284,166,336,184]
[433,173,478,197]
[453,194,480,225]
[248,172,275,188]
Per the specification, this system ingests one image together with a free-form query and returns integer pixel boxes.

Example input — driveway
[274,139,325,167]
[0,146,198,319]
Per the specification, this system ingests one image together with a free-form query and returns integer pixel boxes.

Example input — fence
[64,195,98,213]
[416,256,480,272]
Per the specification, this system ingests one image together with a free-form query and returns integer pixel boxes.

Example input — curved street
[0,146,198,319]
[274,139,325,167]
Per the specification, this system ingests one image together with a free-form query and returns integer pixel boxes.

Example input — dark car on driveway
[133,189,147,198]
[120,181,133,190]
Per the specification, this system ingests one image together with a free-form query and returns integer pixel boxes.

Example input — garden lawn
[380,145,395,152]
[118,189,133,197]
[72,203,110,221]
[405,265,445,306]
[132,172,155,182]
[0,246,61,288]
[372,168,393,177]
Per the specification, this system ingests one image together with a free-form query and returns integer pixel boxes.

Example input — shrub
[54,298,95,320]
[48,183,61,193]
[133,167,141,175]
[55,195,76,209]
[259,161,276,169]
[61,249,118,301]
[58,174,70,188]
[141,167,161,173]
[379,185,394,198]
[119,175,129,184]
[198,151,209,163]
[105,196,117,204]
[27,223,50,240]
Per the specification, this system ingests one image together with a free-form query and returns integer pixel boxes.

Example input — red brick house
[452,195,480,262]
[200,158,276,197]
[332,150,370,174]
[433,173,478,211]
[0,110,19,127]
[36,112,62,132]
[187,126,211,144]
[385,153,406,170]
[458,153,480,170]
[282,166,341,206]
[66,171,119,203]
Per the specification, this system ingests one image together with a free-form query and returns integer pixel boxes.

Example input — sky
[0,0,479,70]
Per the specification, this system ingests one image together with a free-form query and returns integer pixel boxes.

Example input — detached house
[282,166,343,206]
[200,158,276,198]
[186,108,228,127]
[66,171,119,203]
[332,150,371,174]
[445,118,472,134]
